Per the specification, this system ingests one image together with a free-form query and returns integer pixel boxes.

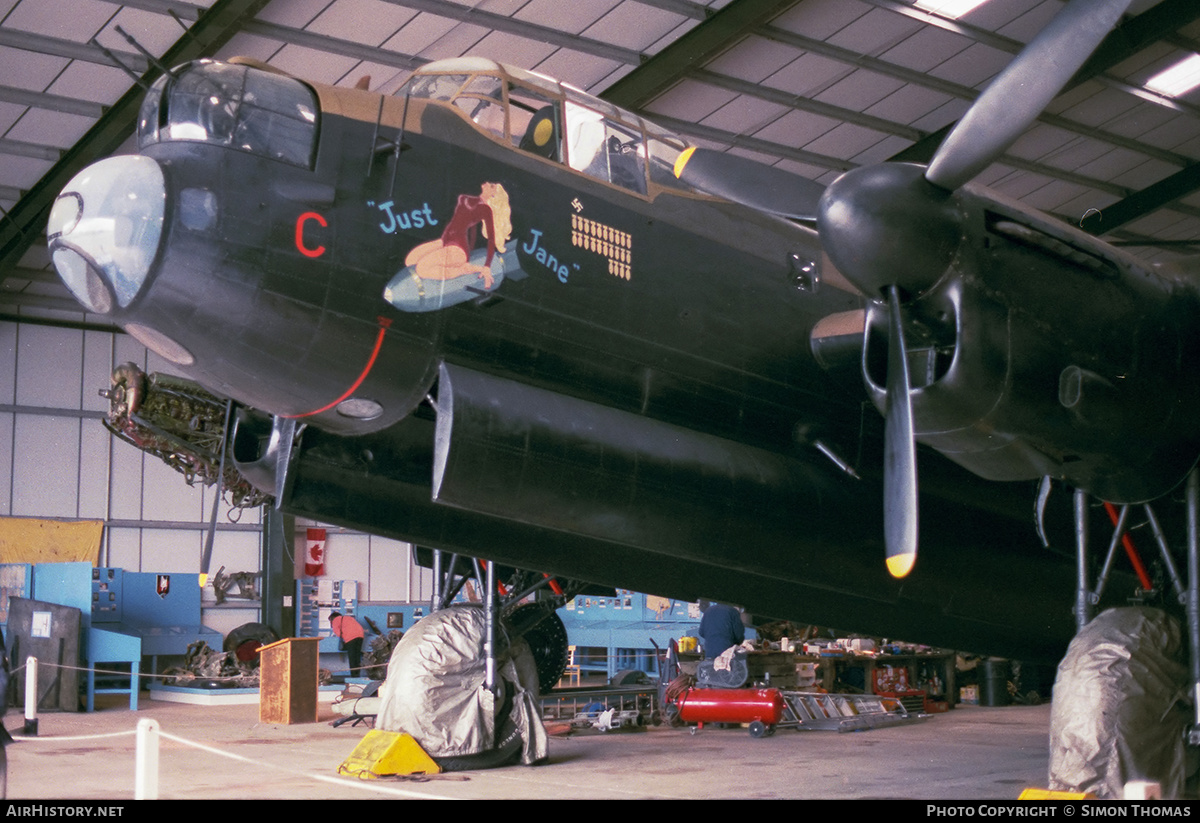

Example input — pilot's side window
[603,122,647,195]
[564,102,647,195]
[565,103,607,177]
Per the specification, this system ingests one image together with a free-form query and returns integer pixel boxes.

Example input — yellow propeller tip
[886,552,916,578]
[673,146,696,179]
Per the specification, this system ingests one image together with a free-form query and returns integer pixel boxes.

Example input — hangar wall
[0,318,431,636]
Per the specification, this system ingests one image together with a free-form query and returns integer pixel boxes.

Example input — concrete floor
[2,695,1054,800]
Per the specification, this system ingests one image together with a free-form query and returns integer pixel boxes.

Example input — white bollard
[1125,780,1162,800]
[135,718,160,800]
[22,657,36,736]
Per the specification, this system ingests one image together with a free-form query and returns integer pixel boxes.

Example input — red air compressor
[676,687,787,737]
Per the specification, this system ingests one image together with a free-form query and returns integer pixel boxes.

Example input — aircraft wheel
[1049,607,1190,797]
[508,603,568,694]
[662,703,683,727]
[433,681,523,771]
[223,622,279,665]
[611,668,648,686]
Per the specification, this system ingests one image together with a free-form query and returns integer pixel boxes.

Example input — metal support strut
[424,550,510,700]
[1074,488,1095,631]
[1187,469,1200,745]
[484,559,497,695]
[430,549,442,615]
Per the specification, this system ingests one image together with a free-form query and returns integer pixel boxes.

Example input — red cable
[282,317,393,419]
[477,560,509,596]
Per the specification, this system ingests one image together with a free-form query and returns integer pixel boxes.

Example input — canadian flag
[305,527,326,577]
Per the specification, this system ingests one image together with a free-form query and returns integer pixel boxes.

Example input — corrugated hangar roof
[2,0,1200,322]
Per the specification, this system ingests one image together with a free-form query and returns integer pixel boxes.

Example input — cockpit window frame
[402,61,696,200]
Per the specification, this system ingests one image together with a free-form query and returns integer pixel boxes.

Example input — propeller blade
[925,0,1133,192]
[884,285,918,578]
[673,147,825,220]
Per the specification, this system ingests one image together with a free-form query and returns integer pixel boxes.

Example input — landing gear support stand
[423,549,581,695]
[1069,467,1200,747]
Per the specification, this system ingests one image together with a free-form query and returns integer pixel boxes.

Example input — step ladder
[779,691,926,732]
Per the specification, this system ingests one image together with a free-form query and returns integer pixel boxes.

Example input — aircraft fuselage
[49,57,1165,662]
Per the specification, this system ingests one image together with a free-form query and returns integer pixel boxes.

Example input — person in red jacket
[328,611,365,676]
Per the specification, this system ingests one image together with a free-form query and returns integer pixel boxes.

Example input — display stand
[258,637,319,724]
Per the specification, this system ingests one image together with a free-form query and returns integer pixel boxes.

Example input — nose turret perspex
[48,155,165,314]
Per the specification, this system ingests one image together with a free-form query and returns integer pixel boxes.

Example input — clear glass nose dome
[48,155,165,314]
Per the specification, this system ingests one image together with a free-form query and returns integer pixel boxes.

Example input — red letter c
[296,211,327,258]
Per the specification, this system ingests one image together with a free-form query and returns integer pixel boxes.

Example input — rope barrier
[5,724,463,796]
[4,721,456,799]
[30,656,380,683]
[9,730,137,743]
[154,728,457,799]
[26,658,260,685]
[4,656,458,799]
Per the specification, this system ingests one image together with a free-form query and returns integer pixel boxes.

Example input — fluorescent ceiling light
[913,0,989,18]
[1145,54,1200,98]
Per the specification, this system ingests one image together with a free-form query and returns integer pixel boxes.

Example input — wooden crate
[747,651,798,689]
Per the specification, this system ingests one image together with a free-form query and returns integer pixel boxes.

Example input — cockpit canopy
[403,57,693,197]
[134,56,690,196]
[138,59,318,168]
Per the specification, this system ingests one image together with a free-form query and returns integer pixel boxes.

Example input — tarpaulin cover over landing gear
[375,605,548,769]
[1049,607,1190,798]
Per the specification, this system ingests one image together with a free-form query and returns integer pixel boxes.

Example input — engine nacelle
[862,187,1200,504]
